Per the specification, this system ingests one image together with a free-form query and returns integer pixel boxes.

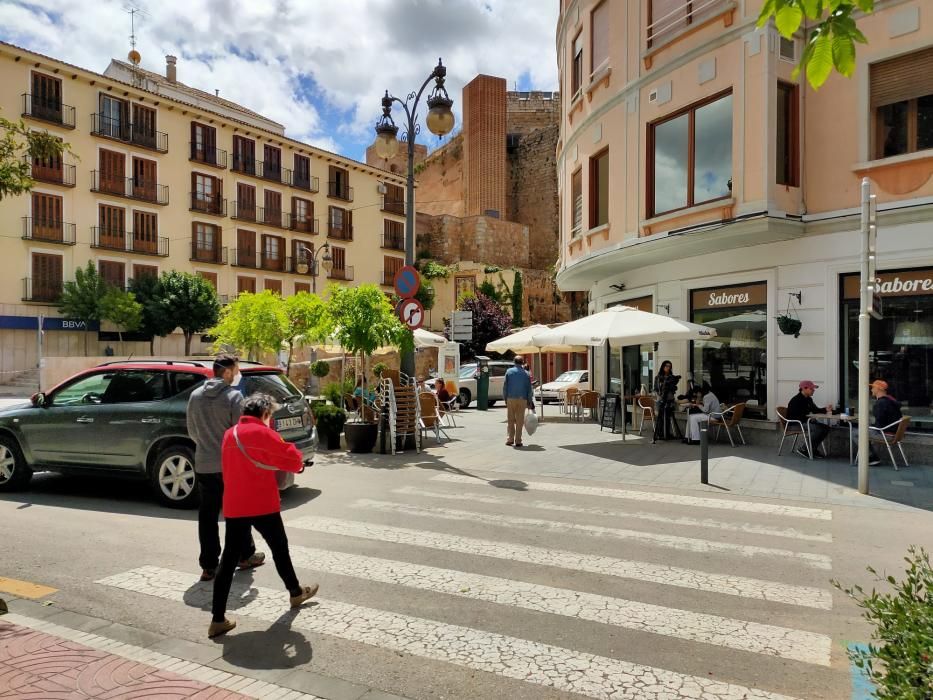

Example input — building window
[263,144,282,181]
[133,211,158,254]
[690,282,768,419]
[133,264,158,281]
[294,281,311,294]
[776,82,799,187]
[294,154,312,189]
[591,1,609,75]
[98,149,126,196]
[236,182,256,220]
[571,32,584,97]
[198,271,218,290]
[871,47,933,159]
[264,190,282,227]
[191,122,217,164]
[383,256,404,286]
[262,234,282,270]
[570,168,583,236]
[192,173,222,213]
[30,252,63,302]
[648,0,727,48]
[328,206,352,240]
[237,276,256,295]
[192,222,220,262]
[328,166,351,200]
[840,268,933,432]
[649,91,733,217]
[265,278,282,294]
[589,149,609,229]
[31,192,64,242]
[232,135,255,174]
[31,71,63,123]
[99,260,126,289]
[292,197,313,232]
[99,94,128,139]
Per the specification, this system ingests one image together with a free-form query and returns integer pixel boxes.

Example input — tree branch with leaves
[0,117,74,200]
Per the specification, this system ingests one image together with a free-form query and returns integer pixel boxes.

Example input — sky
[0,0,560,161]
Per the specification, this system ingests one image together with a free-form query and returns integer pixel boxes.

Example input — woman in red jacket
[209,393,317,638]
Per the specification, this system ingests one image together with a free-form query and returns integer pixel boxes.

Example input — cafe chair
[709,403,747,447]
[439,393,459,427]
[576,390,600,422]
[562,387,580,416]
[868,416,911,469]
[418,392,449,444]
[636,396,656,436]
[776,406,812,458]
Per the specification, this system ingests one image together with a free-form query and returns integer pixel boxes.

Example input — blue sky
[0,0,559,161]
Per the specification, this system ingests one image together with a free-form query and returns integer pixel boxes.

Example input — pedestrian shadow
[182,568,260,612]
[487,479,529,491]
[215,609,313,670]
[280,487,321,511]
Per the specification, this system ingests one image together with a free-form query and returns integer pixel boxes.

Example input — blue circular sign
[393,265,421,299]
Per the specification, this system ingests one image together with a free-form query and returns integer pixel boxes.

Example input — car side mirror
[32,392,47,408]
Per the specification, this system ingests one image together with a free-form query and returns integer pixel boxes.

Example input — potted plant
[323,284,409,454]
[309,359,331,397]
[372,362,389,380]
[312,403,346,450]
[777,315,802,338]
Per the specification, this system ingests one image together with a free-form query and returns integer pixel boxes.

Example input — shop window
[690,282,767,418]
[870,47,933,159]
[776,82,799,187]
[589,149,609,229]
[649,92,733,217]
[841,269,933,431]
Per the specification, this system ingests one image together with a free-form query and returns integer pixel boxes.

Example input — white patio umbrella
[413,328,448,348]
[531,306,717,438]
[705,310,768,332]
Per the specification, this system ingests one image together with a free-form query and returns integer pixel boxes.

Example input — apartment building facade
[557,0,933,432]
[0,43,406,373]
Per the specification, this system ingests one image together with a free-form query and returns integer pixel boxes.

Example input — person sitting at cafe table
[787,380,832,458]
[851,379,903,466]
[435,379,453,406]
[684,383,721,445]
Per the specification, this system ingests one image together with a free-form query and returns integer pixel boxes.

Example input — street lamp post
[373,58,455,378]
[295,242,333,294]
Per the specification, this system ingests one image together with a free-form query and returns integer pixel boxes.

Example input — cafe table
[807,413,855,464]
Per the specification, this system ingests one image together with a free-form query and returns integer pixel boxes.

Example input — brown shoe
[208,618,236,638]
[505,440,514,446]
[290,583,319,608]
[199,569,215,582]
[238,552,266,570]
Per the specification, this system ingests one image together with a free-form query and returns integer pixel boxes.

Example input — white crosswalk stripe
[430,473,833,520]
[351,499,833,570]
[97,566,802,700]
[286,545,831,665]
[287,516,833,609]
[390,486,833,543]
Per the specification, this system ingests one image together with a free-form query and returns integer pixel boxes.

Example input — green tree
[0,117,74,200]
[129,275,177,355]
[160,271,220,356]
[100,287,143,354]
[284,292,327,372]
[414,279,436,311]
[58,261,107,356]
[758,0,874,88]
[511,270,524,327]
[210,290,288,361]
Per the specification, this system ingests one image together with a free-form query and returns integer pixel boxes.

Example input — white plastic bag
[524,409,538,435]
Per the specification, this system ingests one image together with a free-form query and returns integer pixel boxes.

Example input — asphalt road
[2,418,931,699]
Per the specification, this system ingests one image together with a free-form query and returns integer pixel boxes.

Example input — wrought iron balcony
[29,159,76,187]
[382,196,406,216]
[327,181,354,201]
[22,94,75,129]
[381,231,405,251]
[327,223,353,241]
[231,201,257,222]
[328,265,354,281]
[90,114,168,152]
[22,217,76,245]
[293,174,320,193]
[290,216,319,234]
[91,227,168,256]
[22,277,63,303]
[261,253,286,272]
[259,161,292,186]
[189,142,228,169]
[232,155,256,176]
[91,171,169,205]
[231,249,260,269]
[189,192,227,217]
[190,243,228,265]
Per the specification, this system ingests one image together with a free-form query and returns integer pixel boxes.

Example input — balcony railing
[189,143,228,169]
[91,227,169,256]
[290,216,319,234]
[231,201,257,222]
[381,271,401,286]
[90,114,169,152]
[189,192,227,217]
[327,223,353,241]
[328,265,354,281]
[261,254,286,272]
[382,197,406,216]
[231,249,260,269]
[293,174,320,193]
[328,181,354,201]
[22,217,76,245]
[259,161,292,186]
[285,257,314,276]
[91,171,169,205]
[381,231,405,251]
[29,159,76,187]
[646,0,729,49]
[232,155,256,176]
[22,94,75,129]
[22,277,63,303]
[230,202,290,228]
[190,243,228,265]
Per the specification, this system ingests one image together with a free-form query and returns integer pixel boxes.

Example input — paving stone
[43,609,112,633]
[94,620,168,649]
[277,668,370,700]
[149,635,225,665]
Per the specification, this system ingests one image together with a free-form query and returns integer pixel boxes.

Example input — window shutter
[591,1,609,72]
[650,0,688,39]
[870,47,933,107]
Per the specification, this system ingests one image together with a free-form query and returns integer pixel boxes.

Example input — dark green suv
[0,360,316,508]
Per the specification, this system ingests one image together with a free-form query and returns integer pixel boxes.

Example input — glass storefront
[841,268,933,432]
[607,296,655,402]
[690,282,768,418]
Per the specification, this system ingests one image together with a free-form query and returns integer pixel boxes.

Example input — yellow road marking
[0,576,57,599]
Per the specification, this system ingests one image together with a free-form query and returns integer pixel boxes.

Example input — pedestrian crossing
[95,473,841,699]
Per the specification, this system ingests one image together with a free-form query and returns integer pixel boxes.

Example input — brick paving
[0,620,247,699]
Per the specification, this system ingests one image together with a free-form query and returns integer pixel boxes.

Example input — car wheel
[458,389,472,409]
[150,444,199,509]
[0,436,32,492]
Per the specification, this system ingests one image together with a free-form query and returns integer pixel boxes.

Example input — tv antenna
[123,4,149,84]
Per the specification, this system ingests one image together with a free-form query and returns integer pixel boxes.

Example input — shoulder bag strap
[232,425,278,471]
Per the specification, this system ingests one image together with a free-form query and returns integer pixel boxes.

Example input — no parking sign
[393,266,421,299]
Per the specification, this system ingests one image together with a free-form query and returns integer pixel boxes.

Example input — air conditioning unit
[779,37,796,62]
[377,182,387,194]
[648,89,658,104]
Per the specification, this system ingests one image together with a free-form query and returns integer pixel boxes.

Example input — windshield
[554,371,584,383]
[459,365,477,379]
[242,372,303,402]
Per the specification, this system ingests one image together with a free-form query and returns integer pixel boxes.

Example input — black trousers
[653,400,683,442]
[197,473,255,570]
[808,422,829,450]
[211,512,301,622]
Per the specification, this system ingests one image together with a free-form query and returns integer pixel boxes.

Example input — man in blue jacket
[503,356,535,447]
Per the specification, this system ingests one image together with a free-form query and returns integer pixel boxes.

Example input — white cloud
[0,0,559,157]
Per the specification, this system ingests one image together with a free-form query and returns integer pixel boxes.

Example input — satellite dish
[128,49,141,65]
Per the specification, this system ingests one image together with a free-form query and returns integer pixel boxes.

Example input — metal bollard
[700,420,709,484]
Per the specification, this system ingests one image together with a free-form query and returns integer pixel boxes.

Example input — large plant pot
[345,422,378,453]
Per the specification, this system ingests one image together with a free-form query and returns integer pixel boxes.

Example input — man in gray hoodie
[188,354,265,581]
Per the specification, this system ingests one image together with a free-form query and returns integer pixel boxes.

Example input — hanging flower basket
[777,315,802,338]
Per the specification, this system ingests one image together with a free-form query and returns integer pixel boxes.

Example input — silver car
[539,370,589,403]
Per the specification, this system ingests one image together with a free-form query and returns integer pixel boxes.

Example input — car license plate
[276,416,303,431]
